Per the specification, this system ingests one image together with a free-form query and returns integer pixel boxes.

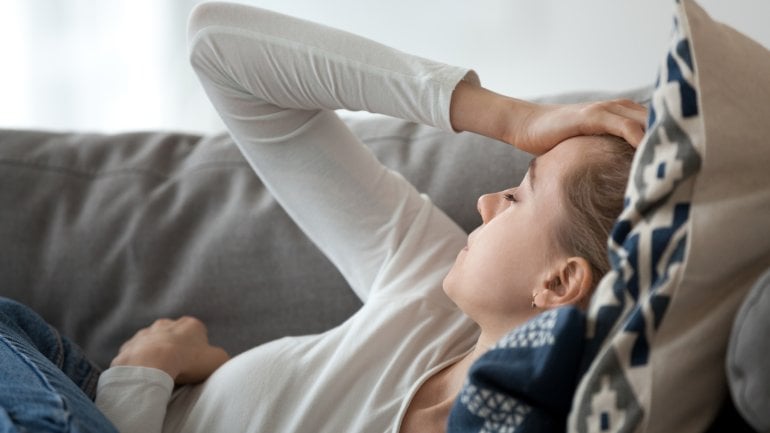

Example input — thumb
[177,346,231,384]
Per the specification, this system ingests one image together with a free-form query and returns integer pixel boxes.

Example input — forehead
[527,138,596,199]
[538,137,595,172]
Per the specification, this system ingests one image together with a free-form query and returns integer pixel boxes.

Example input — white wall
[0,0,768,134]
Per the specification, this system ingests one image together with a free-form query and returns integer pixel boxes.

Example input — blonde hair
[556,135,634,287]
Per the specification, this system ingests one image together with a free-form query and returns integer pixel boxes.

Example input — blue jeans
[0,297,118,432]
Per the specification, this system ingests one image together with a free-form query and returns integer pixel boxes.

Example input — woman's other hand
[111,316,230,385]
[449,80,648,155]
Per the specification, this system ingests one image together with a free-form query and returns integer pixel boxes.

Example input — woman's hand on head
[111,316,230,385]
[449,80,648,155]
[506,99,648,155]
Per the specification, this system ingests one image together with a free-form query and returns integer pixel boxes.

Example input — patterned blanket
[450,0,770,431]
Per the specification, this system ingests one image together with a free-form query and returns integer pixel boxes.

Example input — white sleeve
[95,367,174,433]
[187,2,473,301]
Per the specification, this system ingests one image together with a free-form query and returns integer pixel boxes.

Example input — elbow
[186,2,234,75]
[187,2,226,44]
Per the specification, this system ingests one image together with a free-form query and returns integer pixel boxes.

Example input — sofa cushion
[0,122,531,367]
[1,130,362,368]
[728,268,770,432]
[569,1,770,432]
[0,82,652,369]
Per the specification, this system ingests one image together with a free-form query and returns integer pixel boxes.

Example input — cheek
[443,241,538,311]
[443,209,559,315]
[467,242,537,293]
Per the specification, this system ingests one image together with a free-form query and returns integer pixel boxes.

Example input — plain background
[1,0,768,134]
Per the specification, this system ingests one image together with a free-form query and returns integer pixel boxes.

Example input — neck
[404,321,529,433]
[440,322,527,400]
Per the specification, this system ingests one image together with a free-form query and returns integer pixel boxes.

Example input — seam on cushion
[0,158,250,182]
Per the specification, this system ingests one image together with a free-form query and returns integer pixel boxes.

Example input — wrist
[499,97,538,149]
[449,81,530,145]
[111,344,180,380]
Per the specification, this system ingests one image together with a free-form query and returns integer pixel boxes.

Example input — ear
[540,257,594,308]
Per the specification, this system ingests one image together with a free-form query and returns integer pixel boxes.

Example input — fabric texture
[0,297,118,433]
[728,268,770,432]
[447,307,586,433]
[0,128,365,369]
[95,3,484,432]
[0,101,541,372]
[95,366,174,433]
[567,1,770,432]
[0,96,649,371]
[5,0,765,430]
[0,4,657,433]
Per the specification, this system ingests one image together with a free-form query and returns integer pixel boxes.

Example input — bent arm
[187,2,479,136]
[96,317,229,433]
[185,2,646,306]
[450,81,648,154]
[187,2,471,301]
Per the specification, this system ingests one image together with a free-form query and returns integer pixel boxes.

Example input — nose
[477,191,508,224]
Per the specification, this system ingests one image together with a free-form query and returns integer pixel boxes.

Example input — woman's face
[443,138,591,332]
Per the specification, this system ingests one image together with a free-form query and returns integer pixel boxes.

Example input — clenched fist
[111,316,230,384]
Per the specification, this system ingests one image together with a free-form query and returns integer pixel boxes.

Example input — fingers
[622,120,646,148]
[581,99,648,147]
[602,113,646,147]
[112,315,226,383]
[119,316,211,354]
[147,316,208,336]
[609,99,648,126]
[202,346,231,374]
[175,316,209,336]
[174,345,231,385]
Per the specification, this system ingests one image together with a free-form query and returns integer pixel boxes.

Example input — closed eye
[503,192,518,203]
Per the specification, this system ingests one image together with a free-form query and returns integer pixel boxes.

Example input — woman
[0,2,645,433]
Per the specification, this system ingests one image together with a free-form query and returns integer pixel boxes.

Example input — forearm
[187,2,474,302]
[96,367,173,433]
[449,80,534,145]
[449,80,648,154]
[188,2,478,132]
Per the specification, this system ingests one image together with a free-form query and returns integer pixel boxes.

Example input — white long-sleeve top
[95,3,481,432]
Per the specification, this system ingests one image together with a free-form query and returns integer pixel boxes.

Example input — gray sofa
[0,87,643,368]
[0,111,529,365]
[0,114,530,369]
[0,86,766,431]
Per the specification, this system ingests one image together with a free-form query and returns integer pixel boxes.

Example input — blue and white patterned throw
[448,308,586,433]
[448,1,708,431]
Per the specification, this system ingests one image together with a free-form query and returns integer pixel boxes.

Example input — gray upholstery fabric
[0,121,528,368]
[728,268,770,433]
[0,87,651,368]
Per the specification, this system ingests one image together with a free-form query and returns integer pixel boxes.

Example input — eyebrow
[528,157,538,192]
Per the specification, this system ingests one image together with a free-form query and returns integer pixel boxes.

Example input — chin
[441,272,471,315]
[441,274,454,297]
